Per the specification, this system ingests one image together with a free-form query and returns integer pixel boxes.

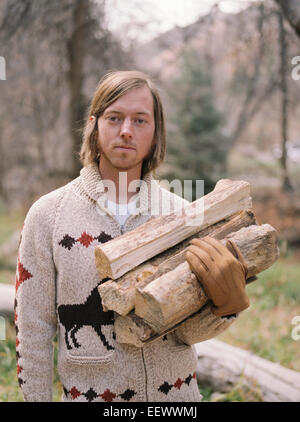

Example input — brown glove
[186,236,250,317]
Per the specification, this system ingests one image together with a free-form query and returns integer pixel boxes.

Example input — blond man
[15,71,249,402]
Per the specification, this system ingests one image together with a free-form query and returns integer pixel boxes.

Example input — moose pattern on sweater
[57,281,115,351]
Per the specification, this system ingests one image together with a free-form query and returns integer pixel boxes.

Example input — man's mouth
[115,145,135,150]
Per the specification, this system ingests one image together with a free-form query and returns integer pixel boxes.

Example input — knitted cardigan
[15,163,237,402]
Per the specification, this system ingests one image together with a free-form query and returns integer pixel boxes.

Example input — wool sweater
[15,163,236,402]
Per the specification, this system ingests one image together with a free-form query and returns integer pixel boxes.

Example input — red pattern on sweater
[16,258,33,292]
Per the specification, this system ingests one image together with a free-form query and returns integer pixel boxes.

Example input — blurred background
[0,0,299,401]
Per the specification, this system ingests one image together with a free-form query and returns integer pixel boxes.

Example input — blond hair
[80,70,166,178]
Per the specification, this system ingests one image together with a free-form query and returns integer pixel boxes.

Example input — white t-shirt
[106,196,138,228]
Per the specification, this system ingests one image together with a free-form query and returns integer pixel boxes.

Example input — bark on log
[195,339,300,402]
[98,208,256,316]
[95,179,252,280]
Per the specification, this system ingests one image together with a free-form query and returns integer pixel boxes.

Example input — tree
[274,0,300,38]
[0,0,130,208]
[164,48,230,198]
[278,10,294,191]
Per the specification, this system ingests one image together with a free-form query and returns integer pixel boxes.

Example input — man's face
[97,85,155,174]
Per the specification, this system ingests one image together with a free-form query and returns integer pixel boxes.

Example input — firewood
[94,179,252,280]
[114,223,279,346]
[98,209,257,315]
[134,224,279,333]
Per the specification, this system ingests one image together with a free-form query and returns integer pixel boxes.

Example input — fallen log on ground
[195,339,300,402]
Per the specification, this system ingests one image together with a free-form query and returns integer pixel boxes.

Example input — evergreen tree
[164,48,231,199]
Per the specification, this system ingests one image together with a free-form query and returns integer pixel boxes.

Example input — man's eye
[108,116,120,122]
[136,118,145,124]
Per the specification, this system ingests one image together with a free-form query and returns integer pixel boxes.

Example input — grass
[0,320,62,402]
[217,247,300,373]
[201,382,264,402]
[1,206,300,402]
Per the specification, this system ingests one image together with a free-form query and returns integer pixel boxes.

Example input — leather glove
[186,236,250,317]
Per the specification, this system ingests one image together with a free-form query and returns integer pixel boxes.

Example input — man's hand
[186,236,250,317]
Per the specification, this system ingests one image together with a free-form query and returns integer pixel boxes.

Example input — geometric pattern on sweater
[158,372,197,395]
[14,298,25,388]
[15,256,33,293]
[63,385,136,402]
[57,282,115,351]
[58,231,112,250]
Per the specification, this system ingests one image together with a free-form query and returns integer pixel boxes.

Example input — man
[15,70,250,402]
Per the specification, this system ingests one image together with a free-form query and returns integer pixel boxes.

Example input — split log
[114,224,279,346]
[114,313,155,348]
[134,224,279,333]
[98,209,257,316]
[95,179,252,280]
[195,339,300,402]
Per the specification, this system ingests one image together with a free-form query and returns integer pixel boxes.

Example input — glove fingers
[202,236,238,262]
[197,236,248,280]
[187,245,227,290]
[191,237,237,290]
[189,238,234,286]
[186,247,228,300]
[186,251,217,299]
[193,236,239,272]
[190,237,223,259]
[186,251,210,294]
[225,239,248,278]
[225,239,239,259]
[186,245,211,272]
[186,251,206,281]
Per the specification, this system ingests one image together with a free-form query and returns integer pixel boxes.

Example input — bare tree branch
[274,0,300,38]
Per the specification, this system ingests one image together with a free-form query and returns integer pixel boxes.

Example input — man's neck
[98,159,142,204]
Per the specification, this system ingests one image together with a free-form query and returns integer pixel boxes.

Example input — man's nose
[120,117,133,139]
